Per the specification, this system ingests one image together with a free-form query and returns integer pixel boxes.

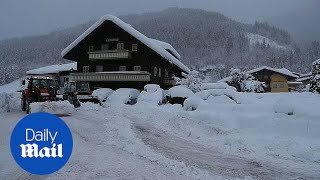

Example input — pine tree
[309,59,320,93]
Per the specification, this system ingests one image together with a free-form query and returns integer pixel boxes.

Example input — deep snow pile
[30,101,74,115]
[0,92,22,112]
[0,78,23,93]
[201,82,236,91]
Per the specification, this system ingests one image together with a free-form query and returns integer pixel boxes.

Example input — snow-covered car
[137,84,164,105]
[106,88,140,105]
[92,88,114,102]
[168,86,194,105]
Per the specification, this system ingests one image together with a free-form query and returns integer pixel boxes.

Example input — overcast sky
[0,0,318,40]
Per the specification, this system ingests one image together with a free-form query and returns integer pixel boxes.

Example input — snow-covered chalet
[61,15,189,90]
[219,66,298,92]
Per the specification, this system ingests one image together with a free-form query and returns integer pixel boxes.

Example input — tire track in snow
[128,114,318,180]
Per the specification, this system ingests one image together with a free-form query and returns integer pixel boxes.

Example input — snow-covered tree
[175,70,202,93]
[309,59,320,93]
[229,68,265,93]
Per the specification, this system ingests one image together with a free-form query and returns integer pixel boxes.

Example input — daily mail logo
[20,129,63,158]
[10,113,73,175]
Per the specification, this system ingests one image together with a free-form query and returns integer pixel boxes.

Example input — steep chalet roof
[219,66,298,82]
[26,63,77,75]
[61,15,189,73]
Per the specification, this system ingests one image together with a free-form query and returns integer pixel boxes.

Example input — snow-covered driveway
[1,92,320,180]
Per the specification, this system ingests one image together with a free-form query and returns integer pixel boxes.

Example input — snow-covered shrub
[137,84,164,105]
[175,70,202,93]
[107,88,140,105]
[183,96,204,111]
[92,88,114,102]
[229,68,265,93]
[309,59,320,93]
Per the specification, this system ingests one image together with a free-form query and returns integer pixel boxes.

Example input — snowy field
[0,85,320,179]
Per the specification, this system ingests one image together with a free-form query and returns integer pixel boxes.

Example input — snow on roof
[218,66,298,83]
[149,39,181,59]
[61,15,189,73]
[246,66,298,78]
[296,76,312,82]
[313,59,320,65]
[26,62,77,75]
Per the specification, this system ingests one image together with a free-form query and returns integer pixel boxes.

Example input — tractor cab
[21,76,58,113]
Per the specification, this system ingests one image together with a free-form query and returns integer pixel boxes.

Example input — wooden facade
[62,15,189,90]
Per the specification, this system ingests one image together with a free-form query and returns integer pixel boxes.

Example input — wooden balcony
[88,50,131,60]
[71,71,151,82]
[163,78,176,86]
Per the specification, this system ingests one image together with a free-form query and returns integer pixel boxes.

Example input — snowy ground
[1,90,320,179]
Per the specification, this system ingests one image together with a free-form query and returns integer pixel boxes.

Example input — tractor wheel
[26,101,31,114]
[21,94,26,111]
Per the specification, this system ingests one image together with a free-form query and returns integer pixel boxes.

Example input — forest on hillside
[0,8,319,85]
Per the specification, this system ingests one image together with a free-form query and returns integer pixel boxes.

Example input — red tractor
[21,76,58,114]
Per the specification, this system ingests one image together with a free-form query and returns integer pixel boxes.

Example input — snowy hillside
[1,8,318,85]
[246,33,289,50]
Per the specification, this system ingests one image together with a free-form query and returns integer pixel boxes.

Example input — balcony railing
[71,72,150,82]
[88,50,131,60]
[163,78,176,85]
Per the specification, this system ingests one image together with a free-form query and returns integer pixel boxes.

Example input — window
[96,65,103,72]
[154,67,158,76]
[101,44,109,51]
[134,66,141,71]
[117,43,124,50]
[89,46,94,52]
[83,66,89,73]
[165,69,169,78]
[119,66,126,71]
[272,83,285,88]
[158,67,162,77]
[132,44,138,51]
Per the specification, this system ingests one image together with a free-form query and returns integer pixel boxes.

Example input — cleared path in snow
[122,106,320,180]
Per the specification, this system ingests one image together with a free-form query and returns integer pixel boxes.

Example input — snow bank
[195,89,241,104]
[201,82,236,91]
[0,93,9,113]
[0,92,22,112]
[168,86,194,98]
[92,88,114,102]
[0,79,23,93]
[106,88,140,105]
[30,101,74,115]
[137,85,164,105]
